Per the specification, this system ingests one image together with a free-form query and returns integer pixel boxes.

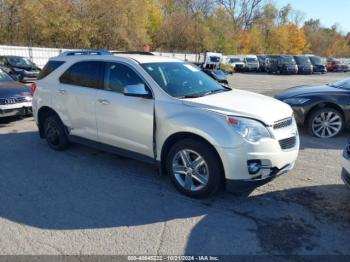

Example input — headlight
[283,98,310,105]
[227,116,271,142]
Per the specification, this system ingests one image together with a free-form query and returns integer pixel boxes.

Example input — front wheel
[166,139,223,198]
[308,108,343,138]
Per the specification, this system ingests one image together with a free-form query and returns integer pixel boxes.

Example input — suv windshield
[141,62,227,98]
[246,58,257,63]
[229,58,243,63]
[309,56,323,65]
[7,57,36,68]
[294,56,311,65]
[0,69,14,81]
[281,56,296,64]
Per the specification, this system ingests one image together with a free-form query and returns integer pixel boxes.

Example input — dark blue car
[0,69,32,118]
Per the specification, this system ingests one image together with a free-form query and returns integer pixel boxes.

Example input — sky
[276,0,350,33]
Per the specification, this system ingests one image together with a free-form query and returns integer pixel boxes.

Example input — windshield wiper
[177,94,203,99]
[201,89,229,96]
[177,88,229,99]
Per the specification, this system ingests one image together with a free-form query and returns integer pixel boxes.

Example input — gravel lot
[0,72,350,256]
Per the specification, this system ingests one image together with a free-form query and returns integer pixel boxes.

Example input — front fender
[155,101,244,160]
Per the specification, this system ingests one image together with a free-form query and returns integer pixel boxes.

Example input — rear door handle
[58,89,66,95]
[98,99,110,105]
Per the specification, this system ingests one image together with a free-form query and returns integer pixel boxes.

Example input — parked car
[0,55,41,82]
[203,69,229,85]
[257,55,268,72]
[0,68,32,118]
[226,56,245,72]
[342,139,350,188]
[308,55,327,74]
[266,55,298,74]
[293,55,313,74]
[275,77,350,138]
[32,50,299,198]
[327,59,349,72]
[243,55,259,72]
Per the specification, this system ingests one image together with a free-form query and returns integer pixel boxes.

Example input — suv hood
[182,89,292,125]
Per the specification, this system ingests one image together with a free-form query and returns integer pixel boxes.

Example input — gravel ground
[0,72,349,256]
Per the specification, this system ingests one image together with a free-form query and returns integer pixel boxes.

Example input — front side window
[141,62,227,98]
[60,61,103,88]
[104,63,146,93]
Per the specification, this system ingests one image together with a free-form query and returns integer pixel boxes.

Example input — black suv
[308,56,327,74]
[0,56,41,82]
[293,55,313,74]
[266,55,298,74]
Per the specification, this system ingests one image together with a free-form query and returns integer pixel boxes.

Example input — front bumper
[21,75,38,83]
[216,128,299,192]
[0,102,32,117]
[226,163,294,192]
[282,68,298,74]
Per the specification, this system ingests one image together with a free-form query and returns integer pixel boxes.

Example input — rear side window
[37,60,65,80]
[60,61,103,88]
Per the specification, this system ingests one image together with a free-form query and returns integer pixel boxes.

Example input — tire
[166,138,223,198]
[307,107,343,138]
[43,115,70,150]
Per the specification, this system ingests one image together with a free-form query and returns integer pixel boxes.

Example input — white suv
[32,50,299,198]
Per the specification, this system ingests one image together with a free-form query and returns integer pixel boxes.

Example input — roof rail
[111,51,154,56]
[59,50,112,56]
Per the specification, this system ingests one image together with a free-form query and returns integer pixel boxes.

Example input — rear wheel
[166,139,223,198]
[43,115,70,150]
[307,108,343,138]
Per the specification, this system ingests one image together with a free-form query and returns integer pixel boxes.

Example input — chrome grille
[279,137,296,150]
[273,117,293,129]
[0,97,26,105]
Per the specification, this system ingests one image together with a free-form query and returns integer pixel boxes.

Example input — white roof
[51,53,182,64]
[113,54,181,63]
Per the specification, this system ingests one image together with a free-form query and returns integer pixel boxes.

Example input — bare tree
[215,0,263,30]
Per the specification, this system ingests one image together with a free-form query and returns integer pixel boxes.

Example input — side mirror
[123,84,152,98]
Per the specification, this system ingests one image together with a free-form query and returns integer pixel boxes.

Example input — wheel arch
[160,132,224,178]
[37,106,61,138]
[304,102,345,126]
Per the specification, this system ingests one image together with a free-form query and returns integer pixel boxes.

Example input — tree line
[0,0,349,57]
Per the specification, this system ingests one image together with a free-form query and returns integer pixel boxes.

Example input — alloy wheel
[312,111,342,138]
[172,149,209,192]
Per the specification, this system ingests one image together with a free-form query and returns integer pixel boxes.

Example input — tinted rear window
[60,61,103,88]
[37,60,65,80]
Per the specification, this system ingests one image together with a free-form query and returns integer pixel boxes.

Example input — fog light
[247,160,262,175]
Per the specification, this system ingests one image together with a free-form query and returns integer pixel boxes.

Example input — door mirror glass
[124,84,152,98]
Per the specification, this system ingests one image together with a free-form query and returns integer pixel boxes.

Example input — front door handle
[58,89,66,95]
[98,99,110,105]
